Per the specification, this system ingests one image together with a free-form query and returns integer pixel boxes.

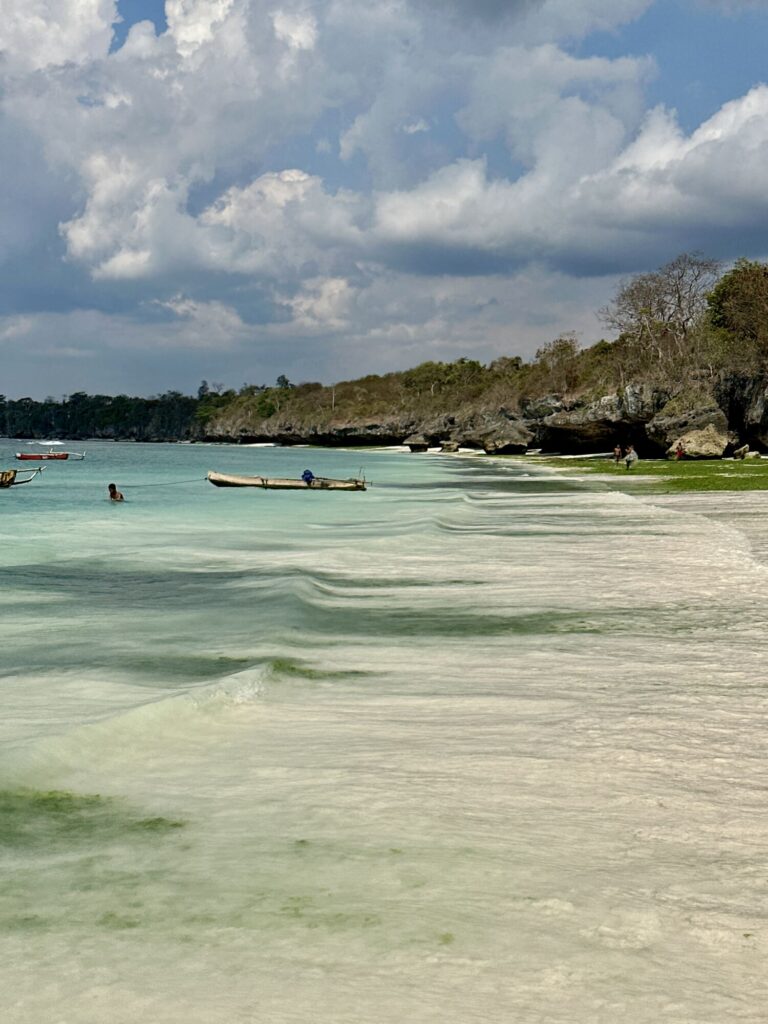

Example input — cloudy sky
[2,0,768,398]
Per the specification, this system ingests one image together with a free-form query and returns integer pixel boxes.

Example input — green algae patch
[277,894,382,931]
[268,657,370,681]
[0,788,185,850]
[524,456,768,494]
[130,816,185,832]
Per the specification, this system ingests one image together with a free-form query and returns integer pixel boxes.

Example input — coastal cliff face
[721,377,768,450]
[203,378,750,457]
[203,404,536,453]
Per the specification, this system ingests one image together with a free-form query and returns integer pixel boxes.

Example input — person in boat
[301,469,315,486]
[108,482,124,501]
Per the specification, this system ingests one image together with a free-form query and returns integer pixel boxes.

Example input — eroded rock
[667,423,729,459]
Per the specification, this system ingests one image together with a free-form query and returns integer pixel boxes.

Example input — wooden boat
[15,441,85,461]
[0,467,45,488]
[207,470,366,491]
[16,449,85,461]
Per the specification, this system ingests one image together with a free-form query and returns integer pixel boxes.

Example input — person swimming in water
[107,483,124,501]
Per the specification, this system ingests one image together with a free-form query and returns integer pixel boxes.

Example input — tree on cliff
[707,258,768,366]
[401,358,485,401]
[599,252,720,376]
[533,334,580,394]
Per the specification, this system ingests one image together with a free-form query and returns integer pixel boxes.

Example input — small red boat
[16,451,70,460]
[15,443,85,461]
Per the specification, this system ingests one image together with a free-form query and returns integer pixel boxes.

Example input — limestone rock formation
[404,433,430,452]
[736,380,768,450]
[646,394,728,453]
[667,423,729,459]
[482,435,529,455]
[425,409,533,453]
[534,385,668,454]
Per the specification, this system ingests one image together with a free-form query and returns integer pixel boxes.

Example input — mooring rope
[120,476,208,489]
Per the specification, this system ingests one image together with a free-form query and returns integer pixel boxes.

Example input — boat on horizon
[207,470,366,491]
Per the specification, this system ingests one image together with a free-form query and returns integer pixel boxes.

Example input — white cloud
[271,8,318,51]
[518,0,654,41]
[166,0,238,58]
[199,170,366,275]
[372,84,768,271]
[3,0,768,395]
[0,0,116,72]
[6,0,763,284]
[282,277,355,330]
[0,315,34,342]
[582,86,768,231]
[402,118,430,135]
[156,295,248,348]
[457,45,653,168]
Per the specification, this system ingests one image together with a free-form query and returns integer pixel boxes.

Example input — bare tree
[599,252,720,371]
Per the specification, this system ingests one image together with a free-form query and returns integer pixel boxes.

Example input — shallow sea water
[1,441,766,1023]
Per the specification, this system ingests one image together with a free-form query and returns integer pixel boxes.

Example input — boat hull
[15,451,85,461]
[16,452,68,460]
[207,471,366,491]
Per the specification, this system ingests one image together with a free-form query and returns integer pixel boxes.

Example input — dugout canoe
[207,470,366,491]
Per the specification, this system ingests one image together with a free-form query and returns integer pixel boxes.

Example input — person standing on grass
[625,445,638,470]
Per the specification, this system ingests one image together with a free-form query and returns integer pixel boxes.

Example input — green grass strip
[522,456,768,493]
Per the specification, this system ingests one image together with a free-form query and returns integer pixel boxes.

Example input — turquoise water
[1,441,767,1022]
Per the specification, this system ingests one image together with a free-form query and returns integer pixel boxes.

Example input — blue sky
[585,1,768,130]
[111,0,167,50]
[2,0,768,398]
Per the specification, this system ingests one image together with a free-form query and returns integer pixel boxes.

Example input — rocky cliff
[204,377,758,458]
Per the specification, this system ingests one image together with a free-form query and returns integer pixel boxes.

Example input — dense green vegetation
[0,390,200,440]
[4,253,768,441]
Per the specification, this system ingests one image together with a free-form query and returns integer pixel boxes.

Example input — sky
[2,1,768,399]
